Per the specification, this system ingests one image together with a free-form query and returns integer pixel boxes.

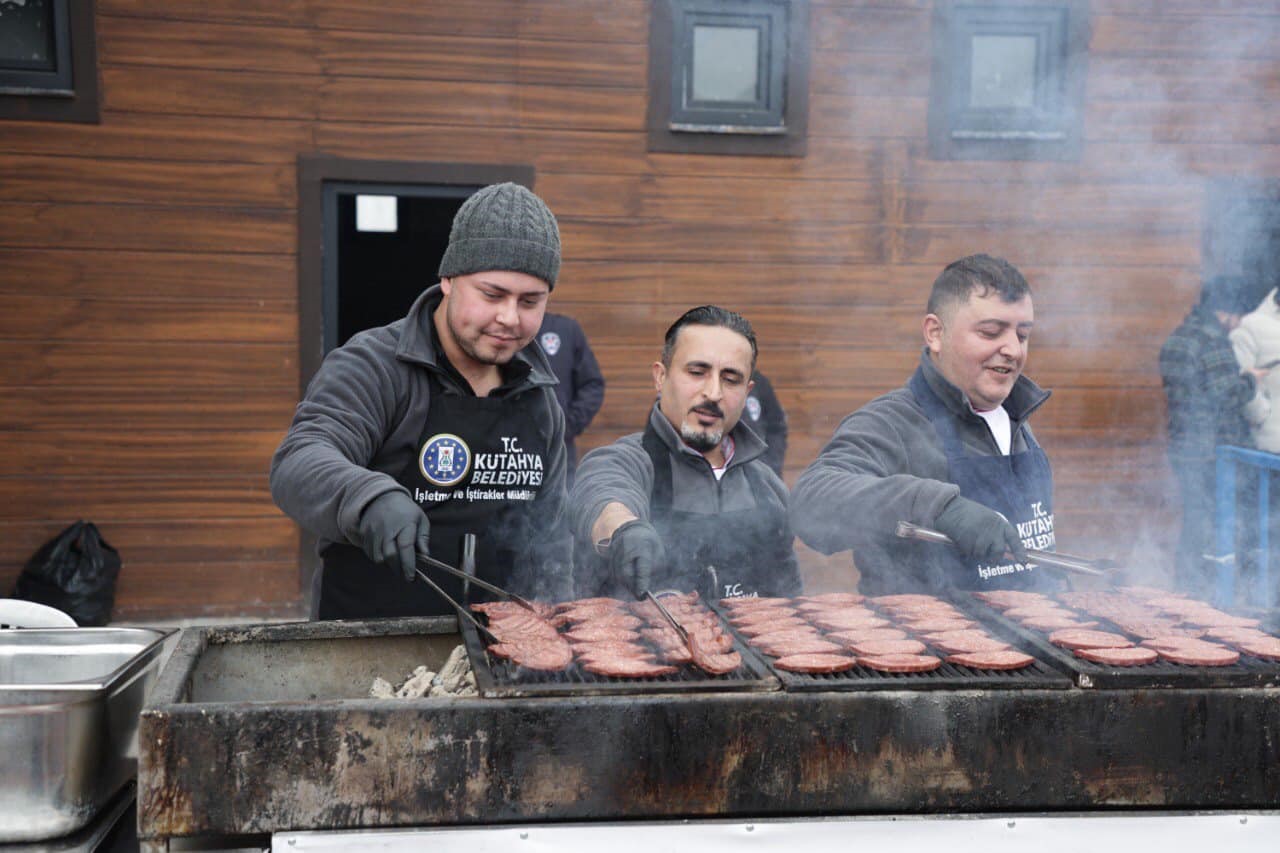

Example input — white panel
[275,812,1278,853]
[356,195,398,233]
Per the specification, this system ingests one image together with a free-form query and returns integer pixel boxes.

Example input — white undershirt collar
[709,436,735,480]
[974,405,1012,455]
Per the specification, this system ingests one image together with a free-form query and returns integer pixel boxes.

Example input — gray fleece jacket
[790,349,1050,594]
[569,404,801,598]
[269,286,568,591]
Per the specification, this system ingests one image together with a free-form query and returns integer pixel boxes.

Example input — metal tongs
[414,552,540,614]
[410,566,501,644]
[411,548,538,645]
[895,521,1119,579]
[643,590,690,646]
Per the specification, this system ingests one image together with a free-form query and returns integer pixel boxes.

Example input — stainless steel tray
[0,627,171,843]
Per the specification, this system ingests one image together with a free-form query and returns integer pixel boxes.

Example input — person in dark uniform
[744,370,788,477]
[537,312,605,480]
[791,254,1053,595]
[270,183,571,619]
[568,305,802,601]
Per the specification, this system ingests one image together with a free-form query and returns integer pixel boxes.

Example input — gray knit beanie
[438,183,561,288]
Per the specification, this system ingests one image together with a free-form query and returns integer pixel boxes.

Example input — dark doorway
[324,184,474,354]
[294,157,537,615]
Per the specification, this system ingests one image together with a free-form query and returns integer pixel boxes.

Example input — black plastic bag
[12,521,121,626]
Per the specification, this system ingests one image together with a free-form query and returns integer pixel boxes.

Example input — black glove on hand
[357,491,431,582]
[607,519,666,596]
[933,496,1028,565]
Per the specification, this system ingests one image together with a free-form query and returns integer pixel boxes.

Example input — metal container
[0,627,170,842]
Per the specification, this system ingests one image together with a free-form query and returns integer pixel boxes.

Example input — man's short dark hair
[1200,274,1250,314]
[926,254,1031,317]
[661,305,758,369]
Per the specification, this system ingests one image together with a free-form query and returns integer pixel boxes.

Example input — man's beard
[456,331,512,366]
[680,423,724,452]
[448,311,517,366]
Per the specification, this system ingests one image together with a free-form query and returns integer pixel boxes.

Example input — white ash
[369,644,477,699]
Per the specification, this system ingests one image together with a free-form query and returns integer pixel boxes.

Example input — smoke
[789,6,1280,606]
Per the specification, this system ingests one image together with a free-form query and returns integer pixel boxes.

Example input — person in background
[1231,286,1280,597]
[1230,286,1280,453]
[568,305,802,601]
[744,370,788,477]
[538,312,606,482]
[1160,274,1266,598]
[270,183,570,619]
[791,254,1053,595]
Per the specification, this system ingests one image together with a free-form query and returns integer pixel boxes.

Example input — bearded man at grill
[270,183,571,619]
[792,254,1058,595]
[568,305,803,601]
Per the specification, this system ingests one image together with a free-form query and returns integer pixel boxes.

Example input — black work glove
[357,491,431,582]
[933,496,1028,565]
[607,519,666,596]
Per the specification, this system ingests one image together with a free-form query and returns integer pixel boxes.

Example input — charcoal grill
[966,598,1280,689]
[138,615,1280,852]
[459,610,779,697]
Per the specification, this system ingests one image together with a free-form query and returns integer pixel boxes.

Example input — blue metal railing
[1214,445,1279,608]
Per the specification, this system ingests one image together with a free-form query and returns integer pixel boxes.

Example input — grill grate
[709,601,1073,692]
[459,612,780,698]
[966,597,1280,689]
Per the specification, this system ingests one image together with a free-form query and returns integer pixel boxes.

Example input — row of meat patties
[721,592,1035,674]
[973,587,1280,666]
[474,593,743,678]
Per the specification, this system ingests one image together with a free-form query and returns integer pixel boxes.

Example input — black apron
[636,421,792,600]
[908,367,1058,591]
[319,373,552,620]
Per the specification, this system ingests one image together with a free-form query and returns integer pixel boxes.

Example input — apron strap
[640,417,675,518]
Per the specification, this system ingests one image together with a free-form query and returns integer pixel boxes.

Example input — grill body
[139,617,1280,847]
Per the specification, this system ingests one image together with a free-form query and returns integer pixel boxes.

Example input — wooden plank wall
[1,0,1277,617]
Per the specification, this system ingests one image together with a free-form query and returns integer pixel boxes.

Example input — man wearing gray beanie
[271,182,573,619]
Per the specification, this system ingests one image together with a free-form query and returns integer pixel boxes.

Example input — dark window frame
[669,3,786,133]
[647,0,809,157]
[0,0,100,123]
[928,0,1089,161]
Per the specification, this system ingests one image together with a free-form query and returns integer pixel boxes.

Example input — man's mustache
[691,402,724,418]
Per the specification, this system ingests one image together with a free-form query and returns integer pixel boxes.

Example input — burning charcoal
[395,666,435,698]
[436,644,471,693]
[369,677,395,699]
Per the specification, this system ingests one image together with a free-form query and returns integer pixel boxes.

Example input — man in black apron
[270,183,571,619]
[792,254,1059,595]
[569,306,802,602]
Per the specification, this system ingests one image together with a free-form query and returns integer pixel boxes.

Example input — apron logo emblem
[540,331,561,356]
[746,395,762,421]
[419,433,471,487]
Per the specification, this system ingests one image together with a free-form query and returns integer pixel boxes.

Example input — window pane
[692,24,759,103]
[0,0,56,71]
[969,34,1037,109]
